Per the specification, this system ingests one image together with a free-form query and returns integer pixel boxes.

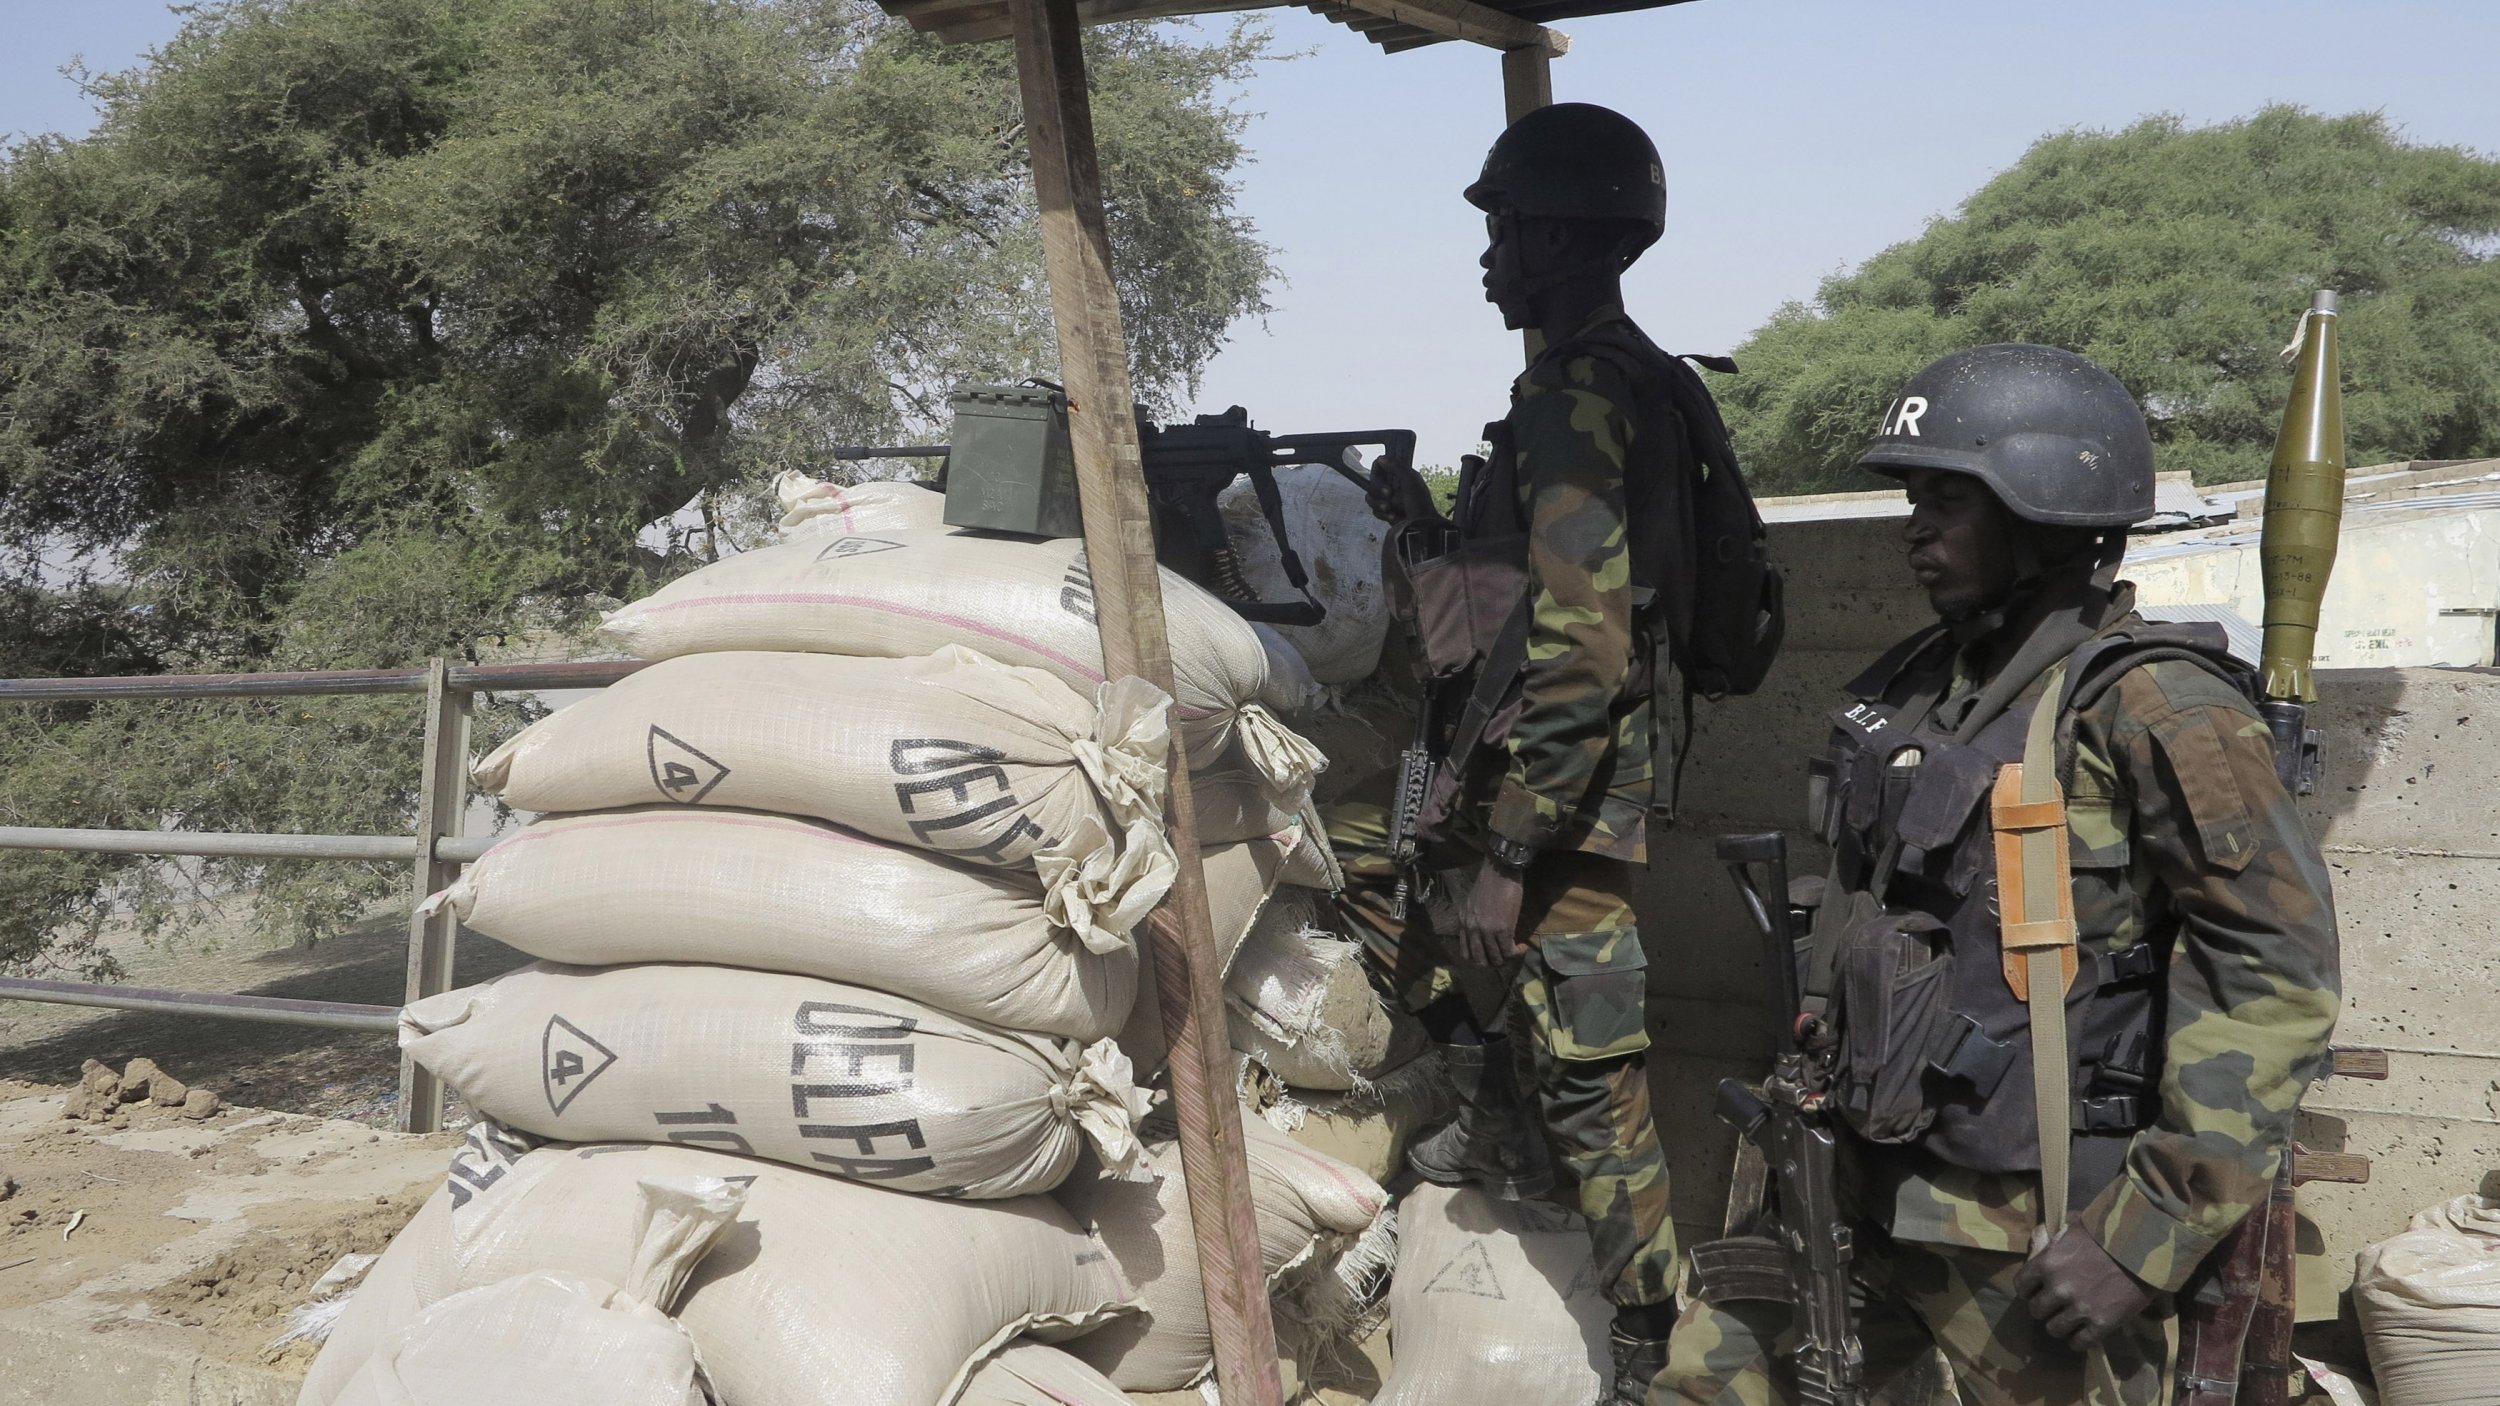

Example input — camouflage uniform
[1334,301,1684,1310]
[1655,591,2341,1405]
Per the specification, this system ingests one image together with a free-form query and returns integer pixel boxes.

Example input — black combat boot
[1405,1038,1554,1200]
[1604,1325,1673,1406]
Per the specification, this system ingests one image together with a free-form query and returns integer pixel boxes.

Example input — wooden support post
[1501,42,1552,123]
[1004,1,1285,1403]
[398,657,469,1134]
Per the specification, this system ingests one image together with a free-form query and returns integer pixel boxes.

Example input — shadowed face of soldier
[1480,210,1551,329]
[1479,212,1640,331]
[1900,467,2020,621]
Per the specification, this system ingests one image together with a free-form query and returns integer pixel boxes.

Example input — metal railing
[0,658,647,1132]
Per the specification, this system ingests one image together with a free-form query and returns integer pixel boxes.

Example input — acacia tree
[0,0,1276,966]
[1718,106,2500,494]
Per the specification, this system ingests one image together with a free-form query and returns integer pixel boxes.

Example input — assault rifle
[1136,408,1416,627]
[1693,832,1866,1406]
[843,385,1415,628]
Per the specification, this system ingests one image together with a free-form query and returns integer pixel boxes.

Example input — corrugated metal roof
[873,0,1702,50]
[1301,0,1703,52]
[2133,602,2261,667]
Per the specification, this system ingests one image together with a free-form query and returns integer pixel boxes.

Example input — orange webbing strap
[1993,660,2080,1230]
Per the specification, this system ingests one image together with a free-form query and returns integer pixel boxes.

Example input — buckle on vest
[2072,1094,2144,1133]
[1929,1012,2016,1096]
[2100,943,2160,985]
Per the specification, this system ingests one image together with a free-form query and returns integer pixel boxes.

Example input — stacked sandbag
[775,471,951,538]
[331,1272,712,1406]
[597,527,1316,775]
[1224,888,1415,1094]
[336,518,1366,1399]
[1054,1116,1393,1391]
[1215,462,1389,686]
[1372,1184,1611,1406]
[402,963,1149,1198]
[435,810,1312,1045]
[302,1131,1135,1406]
[959,1343,1138,1406]
[2357,1194,2500,1406]
[473,650,1175,944]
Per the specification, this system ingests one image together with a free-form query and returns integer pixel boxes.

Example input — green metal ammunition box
[941,382,1084,539]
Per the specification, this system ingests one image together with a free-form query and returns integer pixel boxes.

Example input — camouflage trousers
[1653,1227,2172,1406]
[1327,803,1678,1309]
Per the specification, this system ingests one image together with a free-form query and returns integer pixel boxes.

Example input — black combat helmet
[1464,102,1666,257]
[1857,343,2155,528]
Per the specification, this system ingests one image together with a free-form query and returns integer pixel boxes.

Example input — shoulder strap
[1440,595,1535,772]
[2064,620,2248,717]
[2052,622,2252,780]
[1994,660,2082,1233]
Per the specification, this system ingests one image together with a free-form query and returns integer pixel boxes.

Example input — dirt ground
[0,1082,459,1385]
[0,906,529,1127]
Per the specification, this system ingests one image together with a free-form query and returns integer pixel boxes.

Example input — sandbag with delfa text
[474,649,1177,942]
[402,962,1151,1199]
[300,1131,1134,1406]
[597,528,1313,777]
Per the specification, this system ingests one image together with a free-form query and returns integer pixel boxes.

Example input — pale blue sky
[8,1,2497,467]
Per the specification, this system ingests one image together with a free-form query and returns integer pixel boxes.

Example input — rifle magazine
[1689,1234,1791,1305]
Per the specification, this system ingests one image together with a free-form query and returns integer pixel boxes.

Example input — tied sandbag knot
[623,1176,749,1310]
[1236,704,1329,793]
[1064,1039,1156,1182]
[1050,677,1181,952]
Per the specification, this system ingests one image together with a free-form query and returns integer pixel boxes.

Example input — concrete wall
[2128,502,2500,669]
[1635,513,2500,1310]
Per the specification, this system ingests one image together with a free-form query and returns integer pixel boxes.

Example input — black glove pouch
[1828,906,1953,1145]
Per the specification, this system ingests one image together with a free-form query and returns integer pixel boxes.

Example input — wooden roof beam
[1332,0,1569,53]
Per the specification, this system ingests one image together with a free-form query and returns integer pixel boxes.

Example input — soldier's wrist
[1486,834,1537,872]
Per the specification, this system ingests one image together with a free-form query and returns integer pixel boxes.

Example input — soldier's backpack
[1585,330,1783,702]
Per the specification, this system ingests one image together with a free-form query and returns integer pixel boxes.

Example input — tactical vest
[1805,615,2246,1208]
[1404,321,1691,684]
[1391,324,1694,840]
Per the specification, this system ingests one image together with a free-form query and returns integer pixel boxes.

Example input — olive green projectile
[2258,290,2346,703]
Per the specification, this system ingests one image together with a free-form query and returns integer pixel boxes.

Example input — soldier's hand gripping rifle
[1692,832,1866,1406]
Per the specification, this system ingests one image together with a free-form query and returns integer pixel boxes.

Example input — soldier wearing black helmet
[1653,345,2339,1405]
[1349,102,1719,1405]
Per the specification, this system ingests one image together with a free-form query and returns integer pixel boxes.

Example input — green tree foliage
[0,0,1275,968]
[1718,107,2500,494]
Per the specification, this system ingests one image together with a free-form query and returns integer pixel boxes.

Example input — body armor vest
[1806,615,2243,1209]
[1397,326,1688,832]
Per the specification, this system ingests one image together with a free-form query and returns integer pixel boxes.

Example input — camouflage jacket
[1473,303,1670,864]
[1845,589,2341,1293]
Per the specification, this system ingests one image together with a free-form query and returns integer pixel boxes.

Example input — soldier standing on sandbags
[1357,102,1723,1406]
[1654,346,2341,1404]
